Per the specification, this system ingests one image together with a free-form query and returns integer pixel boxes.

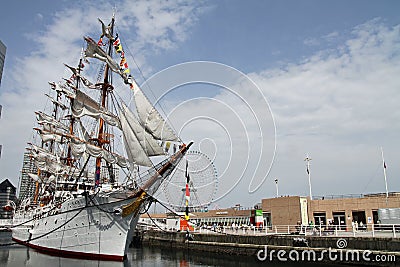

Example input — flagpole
[274,178,279,198]
[381,147,389,200]
[305,154,312,200]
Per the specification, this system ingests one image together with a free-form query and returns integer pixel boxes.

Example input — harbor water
[0,232,351,266]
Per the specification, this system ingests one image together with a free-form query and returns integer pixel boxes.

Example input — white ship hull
[12,195,140,261]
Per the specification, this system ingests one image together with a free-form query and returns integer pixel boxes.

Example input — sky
[0,0,399,208]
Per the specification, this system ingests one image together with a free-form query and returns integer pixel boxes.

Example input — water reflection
[0,231,351,267]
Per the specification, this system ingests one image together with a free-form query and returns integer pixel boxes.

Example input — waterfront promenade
[139,221,400,239]
[198,224,400,239]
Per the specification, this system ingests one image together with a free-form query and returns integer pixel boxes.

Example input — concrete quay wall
[143,230,400,266]
[144,230,400,251]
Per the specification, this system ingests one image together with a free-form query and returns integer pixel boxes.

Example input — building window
[372,210,379,224]
[263,212,272,228]
[313,212,326,226]
[352,210,366,225]
[332,212,346,230]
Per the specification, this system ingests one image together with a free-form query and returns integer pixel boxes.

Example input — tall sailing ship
[12,15,191,261]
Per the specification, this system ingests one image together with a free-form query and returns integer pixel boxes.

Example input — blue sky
[0,0,400,208]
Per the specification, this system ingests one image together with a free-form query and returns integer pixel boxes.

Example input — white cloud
[121,0,206,51]
[0,0,209,187]
[1,2,399,209]
[248,19,400,199]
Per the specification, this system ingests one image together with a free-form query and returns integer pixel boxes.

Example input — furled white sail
[36,111,69,132]
[80,75,102,90]
[69,139,128,168]
[98,18,113,39]
[31,151,65,175]
[64,64,102,90]
[28,173,41,182]
[76,119,91,141]
[48,81,76,98]
[72,90,120,128]
[35,128,67,144]
[121,102,164,156]
[119,106,153,167]
[132,80,178,141]
[45,94,68,110]
[84,37,120,73]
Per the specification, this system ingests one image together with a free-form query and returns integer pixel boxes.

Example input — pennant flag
[165,141,171,153]
[116,44,123,53]
[185,206,189,221]
[185,160,189,181]
[113,35,120,46]
[184,159,190,221]
[113,35,123,53]
[120,57,126,67]
[185,184,190,202]
[112,33,134,88]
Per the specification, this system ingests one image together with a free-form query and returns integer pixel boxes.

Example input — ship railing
[0,219,13,229]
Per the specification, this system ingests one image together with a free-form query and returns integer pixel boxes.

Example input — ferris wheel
[161,150,218,212]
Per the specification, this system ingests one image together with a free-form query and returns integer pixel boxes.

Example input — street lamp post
[305,155,312,200]
[381,147,389,200]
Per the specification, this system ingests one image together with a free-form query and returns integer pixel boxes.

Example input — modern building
[140,206,262,231]
[0,40,5,161]
[141,192,400,232]
[0,179,16,219]
[0,40,5,85]
[262,193,400,230]
[18,152,37,202]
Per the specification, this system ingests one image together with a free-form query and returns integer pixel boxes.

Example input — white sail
[12,14,193,262]
[84,37,120,73]
[98,18,113,39]
[64,64,101,90]
[45,94,68,110]
[119,106,153,167]
[30,145,81,177]
[132,80,178,141]
[121,102,164,156]
[69,139,128,168]
[80,75,102,90]
[72,90,120,128]
[48,81,76,98]
[31,154,65,175]
[76,119,91,141]
[36,111,69,132]
[35,128,67,144]
[28,173,41,182]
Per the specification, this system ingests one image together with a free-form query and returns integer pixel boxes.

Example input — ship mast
[95,15,115,187]
[34,79,64,204]
[66,57,83,167]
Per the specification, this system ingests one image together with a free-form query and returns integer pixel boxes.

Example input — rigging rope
[114,26,182,143]
[142,196,255,237]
